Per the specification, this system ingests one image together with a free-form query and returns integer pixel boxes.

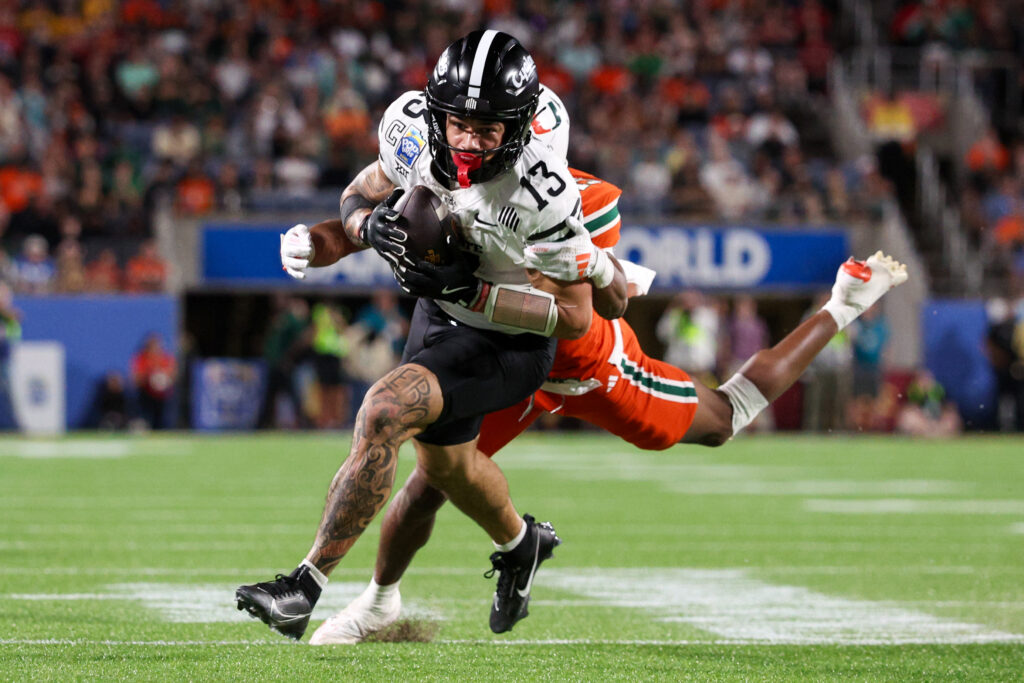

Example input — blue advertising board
[921,299,997,429]
[616,226,848,291]
[202,223,849,292]
[10,295,179,428]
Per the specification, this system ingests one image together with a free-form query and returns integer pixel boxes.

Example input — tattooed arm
[307,161,397,267]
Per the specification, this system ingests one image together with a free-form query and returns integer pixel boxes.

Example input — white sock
[719,373,770,436]
[300,560,328,590]
[493,519,527,552]
[363,578,400,609]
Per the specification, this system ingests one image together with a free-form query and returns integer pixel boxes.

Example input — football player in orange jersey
[308,170,909,643]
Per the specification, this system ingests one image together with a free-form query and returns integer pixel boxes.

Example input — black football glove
[395,252,483,308]
[360,188,409,267]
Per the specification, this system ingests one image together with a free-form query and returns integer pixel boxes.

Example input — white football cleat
[822,251,908,329]
[308,585,401,645]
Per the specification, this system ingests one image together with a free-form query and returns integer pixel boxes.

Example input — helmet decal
[509,55,536,93]
[433,47,450,83]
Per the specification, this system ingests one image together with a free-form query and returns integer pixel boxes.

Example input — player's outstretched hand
[361,189,409,267]
[281,223,314,280]
[395,252,482,308]
[524,216,613,286]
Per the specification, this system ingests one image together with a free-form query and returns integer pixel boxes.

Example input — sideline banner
[202,223,849,292]
[191,359,265,431]
[10,341,66,435]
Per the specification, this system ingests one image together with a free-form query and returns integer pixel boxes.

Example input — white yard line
[4,571,1022,645]
[667,480,963,496]
[0,440,193,459]
[542,569,1024,645]
[4,582,436,624]
[805,499,1024,515]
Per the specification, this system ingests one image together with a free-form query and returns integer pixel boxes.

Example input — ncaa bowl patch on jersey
[396,127,426,167]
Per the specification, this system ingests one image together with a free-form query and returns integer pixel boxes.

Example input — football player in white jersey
[236,30,628,639]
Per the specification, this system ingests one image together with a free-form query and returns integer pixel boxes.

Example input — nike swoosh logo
[516,538,542,598]
[441,285,470,295]
[269,598,310,622]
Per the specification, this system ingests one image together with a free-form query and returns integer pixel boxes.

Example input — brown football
[392,185,461,266]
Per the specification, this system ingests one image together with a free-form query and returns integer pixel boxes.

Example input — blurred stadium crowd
[0,0,892,295]
[0,0,1023,433]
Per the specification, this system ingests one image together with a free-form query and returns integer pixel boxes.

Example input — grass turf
[1,432,1022,680]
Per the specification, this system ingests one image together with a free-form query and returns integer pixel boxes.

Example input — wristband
[590,249,616,289]
[342,194,375,245]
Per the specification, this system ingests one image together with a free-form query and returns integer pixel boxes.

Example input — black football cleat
[235,566,321,640]
[485,514,561,634]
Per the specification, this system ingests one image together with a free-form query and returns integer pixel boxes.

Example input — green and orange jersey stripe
[570,168,622,250]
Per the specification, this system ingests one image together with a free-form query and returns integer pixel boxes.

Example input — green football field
[1,432,1023,681]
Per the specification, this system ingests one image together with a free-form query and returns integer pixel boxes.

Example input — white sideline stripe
[806,499,1024,515]
[484,454,966,497]
[6,572,1022,645]
[543,569,1024,645]
[1008,522,1024,534]
[0,440,192,459]
[2,582,435,625]
[668,480,962,496]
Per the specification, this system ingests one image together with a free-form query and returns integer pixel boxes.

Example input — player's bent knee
[414,440,476,487]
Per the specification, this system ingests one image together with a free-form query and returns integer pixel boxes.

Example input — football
[392,185,461,266]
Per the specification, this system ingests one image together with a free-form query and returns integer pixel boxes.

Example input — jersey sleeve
[570,168,623,249]
[531,84,570,159]
[376,91,430,187]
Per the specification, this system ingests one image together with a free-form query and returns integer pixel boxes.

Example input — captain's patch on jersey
[396,127,426,167]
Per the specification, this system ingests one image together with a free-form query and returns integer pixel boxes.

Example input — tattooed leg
[305,363,442,575]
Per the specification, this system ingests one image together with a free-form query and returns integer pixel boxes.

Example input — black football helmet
[426,30,540,187]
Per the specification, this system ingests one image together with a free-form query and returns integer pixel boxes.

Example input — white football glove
[524,217,615,287]
[280,223,315,280]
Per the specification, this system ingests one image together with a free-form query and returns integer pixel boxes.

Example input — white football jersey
[376,86,580,332]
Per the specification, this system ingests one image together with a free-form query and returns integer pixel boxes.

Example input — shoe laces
[484,551,516,596]
[261,572,302,599]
